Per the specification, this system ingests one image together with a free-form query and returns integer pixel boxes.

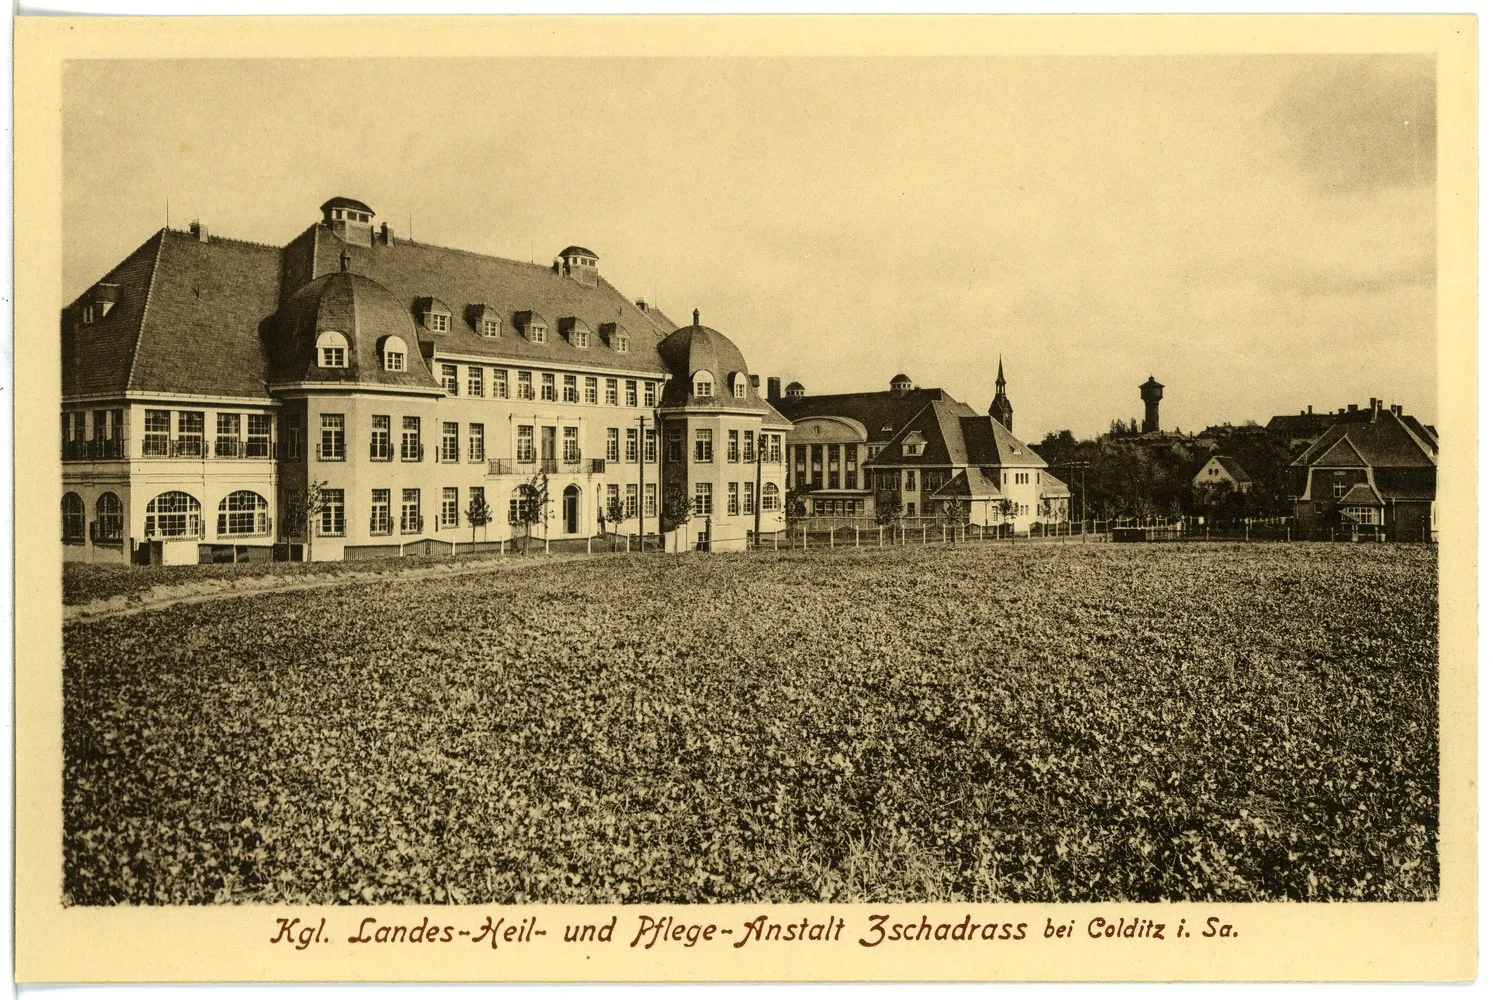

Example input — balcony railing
[400,514,425,535]
[370,514,393,536]
[590,458,607,473]
[401,443,425,462]
[370,441,393,462]
[62,439,126,461]
[315,442,346,461]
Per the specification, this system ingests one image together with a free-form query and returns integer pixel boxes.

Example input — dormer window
[693,371,715,397]
[331,208,371,223]
[531,324,546,344]
[731,374,747,399]
[380,335,408,372]
[316,331,349,369]
[81,305,96,324]
[428,313,449,333]
[901,431,927,457]
[616,335,629,353]
[575,330,589,348]
[483,319,500,338]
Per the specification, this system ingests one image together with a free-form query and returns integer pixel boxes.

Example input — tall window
[563,374,578,403]
[441,421,459,463]
[319,414,345,461]
[370,415,392,461]
[625,380,638,407]
[370,489,392,535]
[694,482,713,516]
[769,434,782,463]
[733,375,746,399]
[441,364,458,394]
[625,483,638,518]
[516,425,535,463]
[177,411,204,457]
[605,379,619,406]
[606,483,620,515]
[320,489,345,537]
[762,483,780,511]
[95,492,124,543]
[541,373,556,402]
[218,490,269,536]
[811,445,824,489]
[144,409,171,456]
[247,414,272,458]
[727,430,740,463]
[62,493,85,543]
[644,429,657,464]
[467,367,485,397]
[845,444,858,490]
[743,430,756,463]
[215,413,241,457]
[563,426,580,463]
[727,482,740,515]
[400,489,421,534]
[644,483,657,517]
[585,377,598,405]
[606,428,620,463]
[442,487,460,528]
[625,428,638,463]
[494,369,509,399]
[401,416,421,461]
[468,423,485,462]
[794,445,807,487]
[695,429,714,462]
[145,491,202,538]
[666,428,683,463]
[467,487,485,526]
[540,426,556,462]
[644,381,657,407]
[517,371,534,400]
[828,443,840,490]
[743,481,755,515]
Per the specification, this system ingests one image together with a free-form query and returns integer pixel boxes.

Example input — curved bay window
[94,492,124,543]
[62,492,85,543]
[144,491,202,539]
[217,490,270,537]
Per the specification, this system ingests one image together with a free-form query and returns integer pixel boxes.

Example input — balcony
[400,514,425,535]
[62,439,126,461]
[401,443,425,462]
[370,514,393,537]
[315,442,346,462]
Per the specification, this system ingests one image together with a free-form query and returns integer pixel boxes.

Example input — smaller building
[1193,455,1254,493]
[1266,406,1338,448]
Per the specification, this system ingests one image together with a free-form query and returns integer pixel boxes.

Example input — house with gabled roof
[1290,398,1437,541]
[60,197,790,562]
[1193,455,1254,493]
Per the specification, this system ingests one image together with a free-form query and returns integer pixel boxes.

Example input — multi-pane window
[494,369,510,399]
[385,345,405,372]
[828,444,840,490]
[667,429,683,463]
[62,493,85,543]
[541,373,556,402]
[441,421,460,463]
[605,379,619,406]
[91,408,123,458]
[541,426,556,462]
[320,414,345,461]
[442,487,460,528]
[516,425,535,463]
[727,430,740,463]
[563,374,578,403]
[743,430,756,463]
[467,487,486,526]
[584,377,598,405]
[769,434,782,463]
[695,429,713,462]
[794,445,807,487]
[177,411,205,457]
[625,428,638,463]
[95,492,124,542]
[606,484,620,516]
[644,381,657,407]
[401,416,421,461]
[400,489,421,534]
[468,423,485,462]
[625,380,638,407]
[370,415,392,461]
[370,489,392,535]
[744,482,756,515]
[285,415,302,460]
[145,491,202,538]
[644,483,657,517]
[811,445,824,489]
[616,335,629,353]
[247,414,272,458]
[694,482,713,516]
[517,371,534,400]
[694,373,714,397]
[215,413,241,457]
[762,483,780,511]
[144,410,171,456]
[563,426,580,463]
[467,367,485,397]
[845,444,858,490]
[320,489,345,537]
[606,428,620,463]
[218,490,269,536]
[644,429,658,464]
[483,318,500,338]
[727,482,740,516]
[428,313,450,333]
[625,483,638,518]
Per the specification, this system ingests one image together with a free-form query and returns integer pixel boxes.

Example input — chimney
[1307,405,1313,415]
[749,374,761,388]
[1391,403,1403,417]
[1347,404,1358,413]
[767,377,782,402]
[189,220,209,242]
[635,298,648,312]
[1370,397,1382,420]
[379,222,393,246]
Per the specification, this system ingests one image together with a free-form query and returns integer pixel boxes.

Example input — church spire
[995,355,1007,393]
[988,357,1014,432]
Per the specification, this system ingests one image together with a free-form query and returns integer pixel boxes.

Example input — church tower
[988,357,1014,431]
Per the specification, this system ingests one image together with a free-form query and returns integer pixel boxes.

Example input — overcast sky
[63,55,1436,439]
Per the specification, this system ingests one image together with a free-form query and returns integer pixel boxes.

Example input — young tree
[874,487,902,527]
[465,491,493,553]
[941,497,969,541]
[604,494,626,551]
[992,496,1017,540]
[511,472,550,553]
[661,483,695,552]
[284,478,328,562]
[784,484,812,543]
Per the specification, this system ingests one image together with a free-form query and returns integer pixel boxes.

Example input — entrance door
[563,485,580,534]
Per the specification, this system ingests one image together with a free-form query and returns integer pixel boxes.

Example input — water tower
[1140,376,1164,434]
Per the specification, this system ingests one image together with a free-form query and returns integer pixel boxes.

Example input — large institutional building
[61,197,791,562]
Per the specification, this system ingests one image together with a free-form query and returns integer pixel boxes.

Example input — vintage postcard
[12,13,1477,984]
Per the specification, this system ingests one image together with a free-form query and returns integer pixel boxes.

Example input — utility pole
[638,413,647,551]
[753,431,765,547]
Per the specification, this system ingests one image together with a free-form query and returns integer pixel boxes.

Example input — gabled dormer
[467,303,503,338]
[415,296,452,334]
[598,322,629,354]
[902,430,928,457]
[558,317,592,349]
[79,282,120,325]
[515,310,548,344]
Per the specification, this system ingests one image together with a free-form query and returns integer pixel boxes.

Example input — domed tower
[890,373,913,396]
[988,357,1014,432]
[1140,376,1165,434]
[655,309,792,552]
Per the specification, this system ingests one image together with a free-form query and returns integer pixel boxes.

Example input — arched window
[95,492,123,543]
[316,331,349,369]
[761,482,781,511]
[218,490,270,537]
[731,373,746,399]
[693,370,714,398]
[62,492,85,543]
[145,491,201,539]
[380,335,407,373]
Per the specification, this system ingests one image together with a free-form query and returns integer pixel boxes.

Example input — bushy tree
[661,484,694,550]
[465,492,493,552]
[511,473,550,553]
[874,488,901,527]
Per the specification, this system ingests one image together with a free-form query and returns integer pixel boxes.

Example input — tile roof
[62,230,165,398]
[1338,482,1384,505]
[1293,408,1437,470]
[930,468,1003,499]
[656,324,792,427]
[958,415,1049,468]
[775,387,951,442]
[1209,455,1254,483]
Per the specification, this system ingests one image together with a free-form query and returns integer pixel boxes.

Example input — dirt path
[63,552,598,624]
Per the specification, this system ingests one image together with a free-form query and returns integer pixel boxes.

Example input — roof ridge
[165,226,284,252]
[1389,409,1438,462]
[124,229,169,392]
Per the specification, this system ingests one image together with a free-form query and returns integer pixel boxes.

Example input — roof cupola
[556,245,599,288]
[320,197,375,248]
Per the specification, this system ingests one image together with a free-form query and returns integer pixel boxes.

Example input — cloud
[1261,249,1435,298]
[1269,55,1435,193]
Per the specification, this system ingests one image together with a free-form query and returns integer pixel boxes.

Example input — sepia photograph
[13,12,1477,985]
